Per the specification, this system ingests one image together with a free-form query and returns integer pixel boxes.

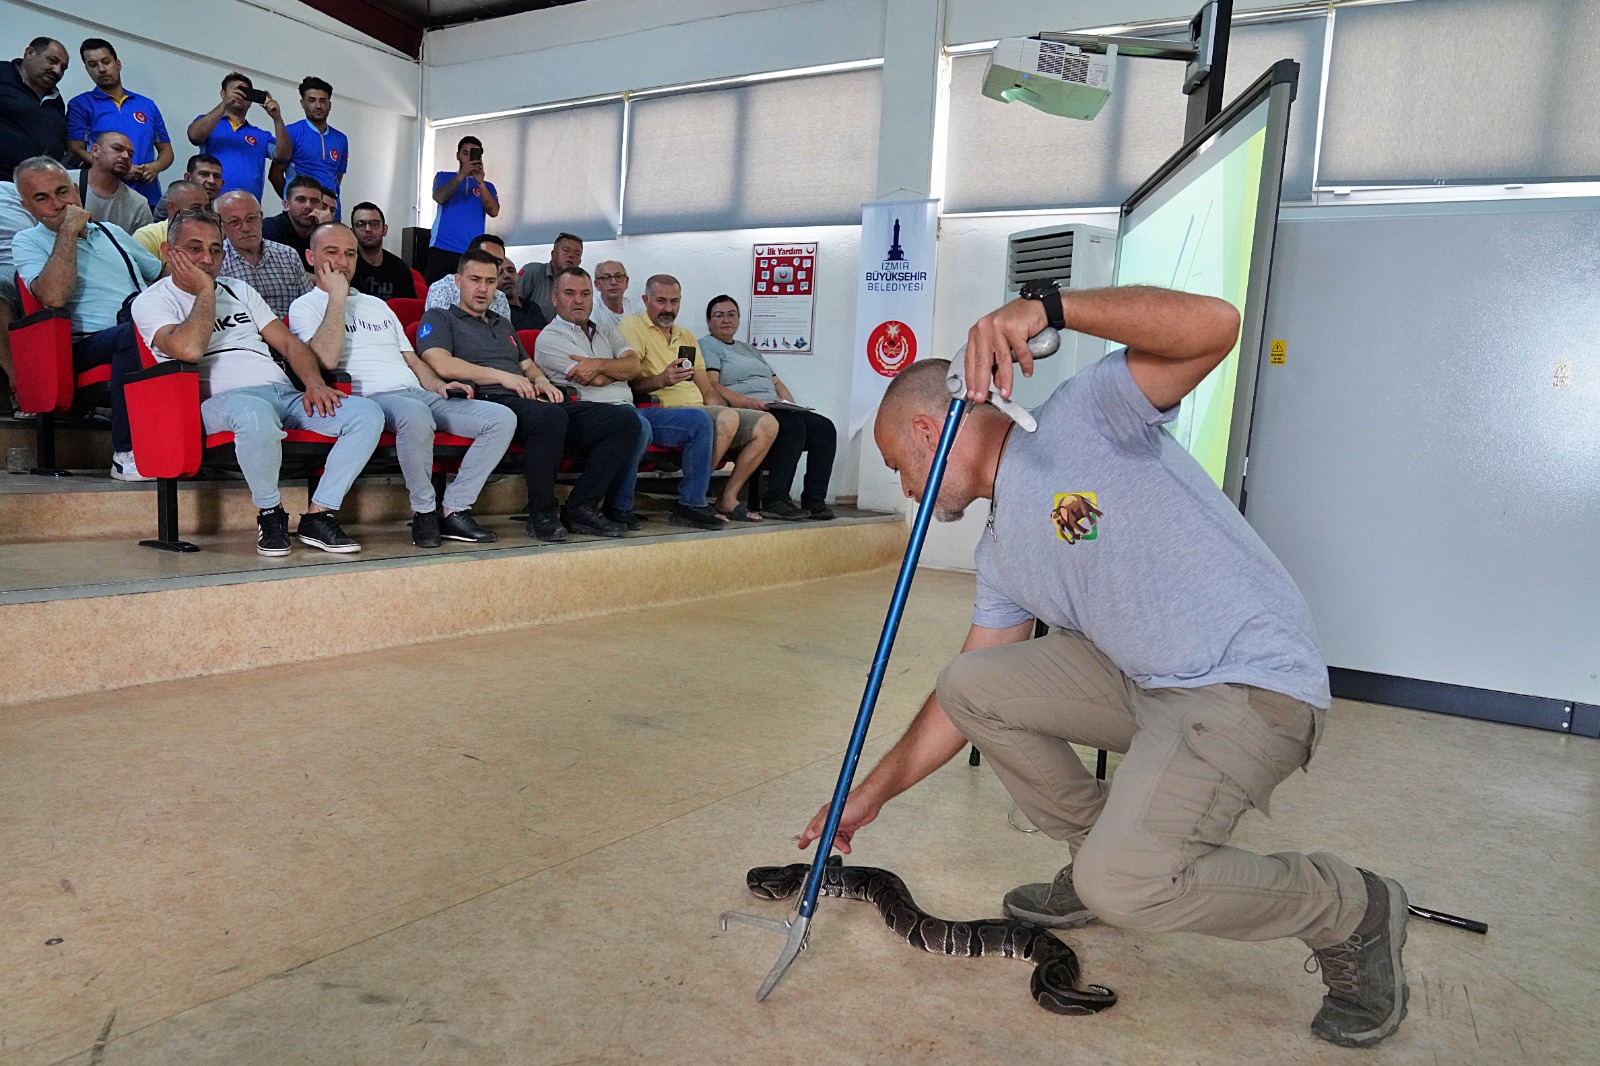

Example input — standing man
[270,77,347,215]
[131,179,208,263]
[66,39,172,208]
[534,266,722,531]
[588,259,643,332]
[425,136,497,283]
[1,38,70,178]
[348,202,418,300]
[80,131,152,233]
[416,249,637,542]
[260,174,323,270]
[186,72,290,202]
[292,223,515,547]
[216,189,309,320]
[515,232,583,322]
[802,285,1408,1050]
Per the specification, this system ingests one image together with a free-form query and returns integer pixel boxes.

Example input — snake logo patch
[1052,492,1102,544]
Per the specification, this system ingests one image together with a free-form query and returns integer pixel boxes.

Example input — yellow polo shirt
[618,313,704,407]
[132,219,169,263]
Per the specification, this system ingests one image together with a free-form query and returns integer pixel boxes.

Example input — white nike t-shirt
[131,276,291,398]
[288,287,420,396]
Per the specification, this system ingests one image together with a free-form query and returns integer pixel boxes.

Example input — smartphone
[241,87,269,104]
[676,345,696,371]
[467,146,483,162]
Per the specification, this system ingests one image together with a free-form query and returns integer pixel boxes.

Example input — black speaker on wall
[401,227,430,269]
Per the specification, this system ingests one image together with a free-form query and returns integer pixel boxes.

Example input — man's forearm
[152,142,174,174]
[432,174,463,204]
[65,140,92,166]
[159,288,218,363]
[853,692,971,808]
[422,350,507,386]
[306,295,347,369]
[30,232,82,308]
[187,105,224,146]
[1064,285,1237,361]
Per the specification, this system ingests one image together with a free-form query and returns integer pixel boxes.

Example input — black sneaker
[526,509,568,543]
[412,509,442,548]
[563,502,626,538]
[257,506,291,557]
[1002,864,1097,930]
[1307,869,1409,1048]
[296,511,361,553]
[761,495,807,521]
[605,507,644,531]
[669,502,724,530]
[803,501,837,520]
[440,508,497,543]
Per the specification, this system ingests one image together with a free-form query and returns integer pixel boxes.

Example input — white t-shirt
[590,294,644,332]
[131,276,291,398]
[288,287,419,395]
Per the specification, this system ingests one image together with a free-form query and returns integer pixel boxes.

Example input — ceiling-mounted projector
[982,37,1116,120]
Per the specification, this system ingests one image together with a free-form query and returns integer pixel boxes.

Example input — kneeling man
[290,223,517,547]
[803,285,1408,1049]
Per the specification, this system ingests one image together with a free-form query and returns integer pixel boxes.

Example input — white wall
[5,0,420,240]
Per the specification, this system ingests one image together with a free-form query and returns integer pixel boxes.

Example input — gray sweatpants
[200,383,383,511]
[937,629,1369,949]
[366,387,517,513]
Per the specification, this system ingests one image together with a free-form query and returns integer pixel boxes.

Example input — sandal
[717,503,764,522]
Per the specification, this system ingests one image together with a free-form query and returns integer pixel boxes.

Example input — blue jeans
[200,383,384,510]
[611,406,716,511]
[366,387,517,513]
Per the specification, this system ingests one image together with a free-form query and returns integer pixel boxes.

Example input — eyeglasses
[594,273,626,282]
[708,311,739,319]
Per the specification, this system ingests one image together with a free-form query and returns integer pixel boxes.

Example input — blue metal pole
[795,396,968,919]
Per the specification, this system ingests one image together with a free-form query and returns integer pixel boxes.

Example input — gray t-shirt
[699,334,779,403]
[533,315,634,404]
[415,305,527,378]
[973,350,1330,707]
[84,181,154,234]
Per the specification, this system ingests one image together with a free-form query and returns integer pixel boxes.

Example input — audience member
[131,178,208,262]
[11,156,161,479]
[425,136,498,282]
[348,202,418,300]
[66,39,171,207]
[498,257,546,331]
[184,152,223,204]
[1,179,33,413]
[426,233,511,317]
[270,77,347,214]
[186,72,290,202]
[291,223,515,546]
[515,232,581,321]
[260,174,321,269]
[416,249,638,541]
[313,186,336,226]
[534,267,721,531]
[81,131,153,232]
[133,207,382,555]
[1,38,69,179]
[216,189,310,320]
[589,259,643,331]
[620,275,776,522]
[701,294,837,520]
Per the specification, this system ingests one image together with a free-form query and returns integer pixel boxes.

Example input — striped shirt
[220,238,310,320]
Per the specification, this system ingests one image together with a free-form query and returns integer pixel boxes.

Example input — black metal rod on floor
[1407,904,1487,935]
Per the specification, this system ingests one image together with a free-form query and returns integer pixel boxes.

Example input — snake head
[746,863,807,900]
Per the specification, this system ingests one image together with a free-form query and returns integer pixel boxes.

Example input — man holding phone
[186,72,290,202]
[425,135,498,283]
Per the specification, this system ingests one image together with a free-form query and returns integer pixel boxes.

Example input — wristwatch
[1019,279,1067,331]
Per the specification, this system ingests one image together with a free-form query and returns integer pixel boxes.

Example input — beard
[653,313,676,328]
[933,504,967,523]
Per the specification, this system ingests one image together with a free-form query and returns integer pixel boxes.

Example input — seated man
[700,294,837,520]
[416,249,639,542]
[216,189,309,320]
[132,206,383,555]
[589,259,643,331]
[533,266,721,531]
[260,174,321,271]
[348,202,418,300]
[426,233,511,317]
[291,223,515,547]
[619,275,776,522]
[515,231,581,322]
[498,256,545,332]
[313,187,336,227]
[131,178,208,263]
[11,156,162,480]
[1,178,34,414]
[81,131,153,233]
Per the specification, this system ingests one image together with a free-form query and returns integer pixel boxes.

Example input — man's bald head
[876,359,952,441]
[309,221,354,250]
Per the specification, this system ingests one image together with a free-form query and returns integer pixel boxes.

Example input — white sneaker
[110,451,153,482]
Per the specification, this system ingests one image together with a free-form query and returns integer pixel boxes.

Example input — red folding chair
[7,275,112,475]
[387,297,426,327]
[408,267,426,301]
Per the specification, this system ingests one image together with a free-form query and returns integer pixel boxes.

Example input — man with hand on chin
[132,207,382,556]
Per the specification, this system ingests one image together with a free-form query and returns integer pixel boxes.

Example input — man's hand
[222,84,247,110]
[260,93,282,120]
[567,357,607,385]
[432,380,474,399]
[798,790,882,856]
[167,246,212,296]
[58,205,92,240]
[497,372,536,399]
[127,163,154,184]
[964,297,1050,403]
[316,259,349,300]
[663,361,694,386]
[301,380,343,417]
[532,379,564,402]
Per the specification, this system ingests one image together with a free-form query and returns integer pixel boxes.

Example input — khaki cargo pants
[937,629,1368,949]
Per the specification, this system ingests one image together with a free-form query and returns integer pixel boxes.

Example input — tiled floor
[2,567,1595,1065]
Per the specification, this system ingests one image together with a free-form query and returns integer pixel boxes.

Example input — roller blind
[1320,0,1600,186]
[942,16,1324,212]
[622,68,882,234]
[432,100,624,243]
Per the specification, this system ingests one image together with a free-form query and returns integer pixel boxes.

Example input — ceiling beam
[296,0,424,59]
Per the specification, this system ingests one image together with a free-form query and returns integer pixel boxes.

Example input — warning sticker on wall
[1269,339,1287,366]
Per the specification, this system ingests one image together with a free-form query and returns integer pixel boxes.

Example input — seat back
[387,297,426,326]
[515,328,541,357]
[124,328,204,479]
[408,267,427,300]
[404,319,421,349]
[8,275,75,414]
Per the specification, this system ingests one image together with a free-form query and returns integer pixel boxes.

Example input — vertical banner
[849,198,939,435]
[749,242,817,352]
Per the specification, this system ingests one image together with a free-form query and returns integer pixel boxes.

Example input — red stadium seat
[387,297,426,327]
[8,274,114,474]
[404,320,421,349]
[408,267,427,301]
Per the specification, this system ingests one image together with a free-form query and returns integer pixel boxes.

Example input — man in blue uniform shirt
[66,39,172,208]
[424,135,498,282]
[186,72,289,202]
[270,76,348,216]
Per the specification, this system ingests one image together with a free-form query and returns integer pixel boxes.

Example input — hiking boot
[1307,869,1409,1048]
[256,506,291,557]
[563,502,626,538]
[605,507,644,531]
[526,509,567,543]
[412,509,442,548]
[440,508,497,543]
[669,502,724,530]
[1002,864,1097,929]
[296,511,361,553]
